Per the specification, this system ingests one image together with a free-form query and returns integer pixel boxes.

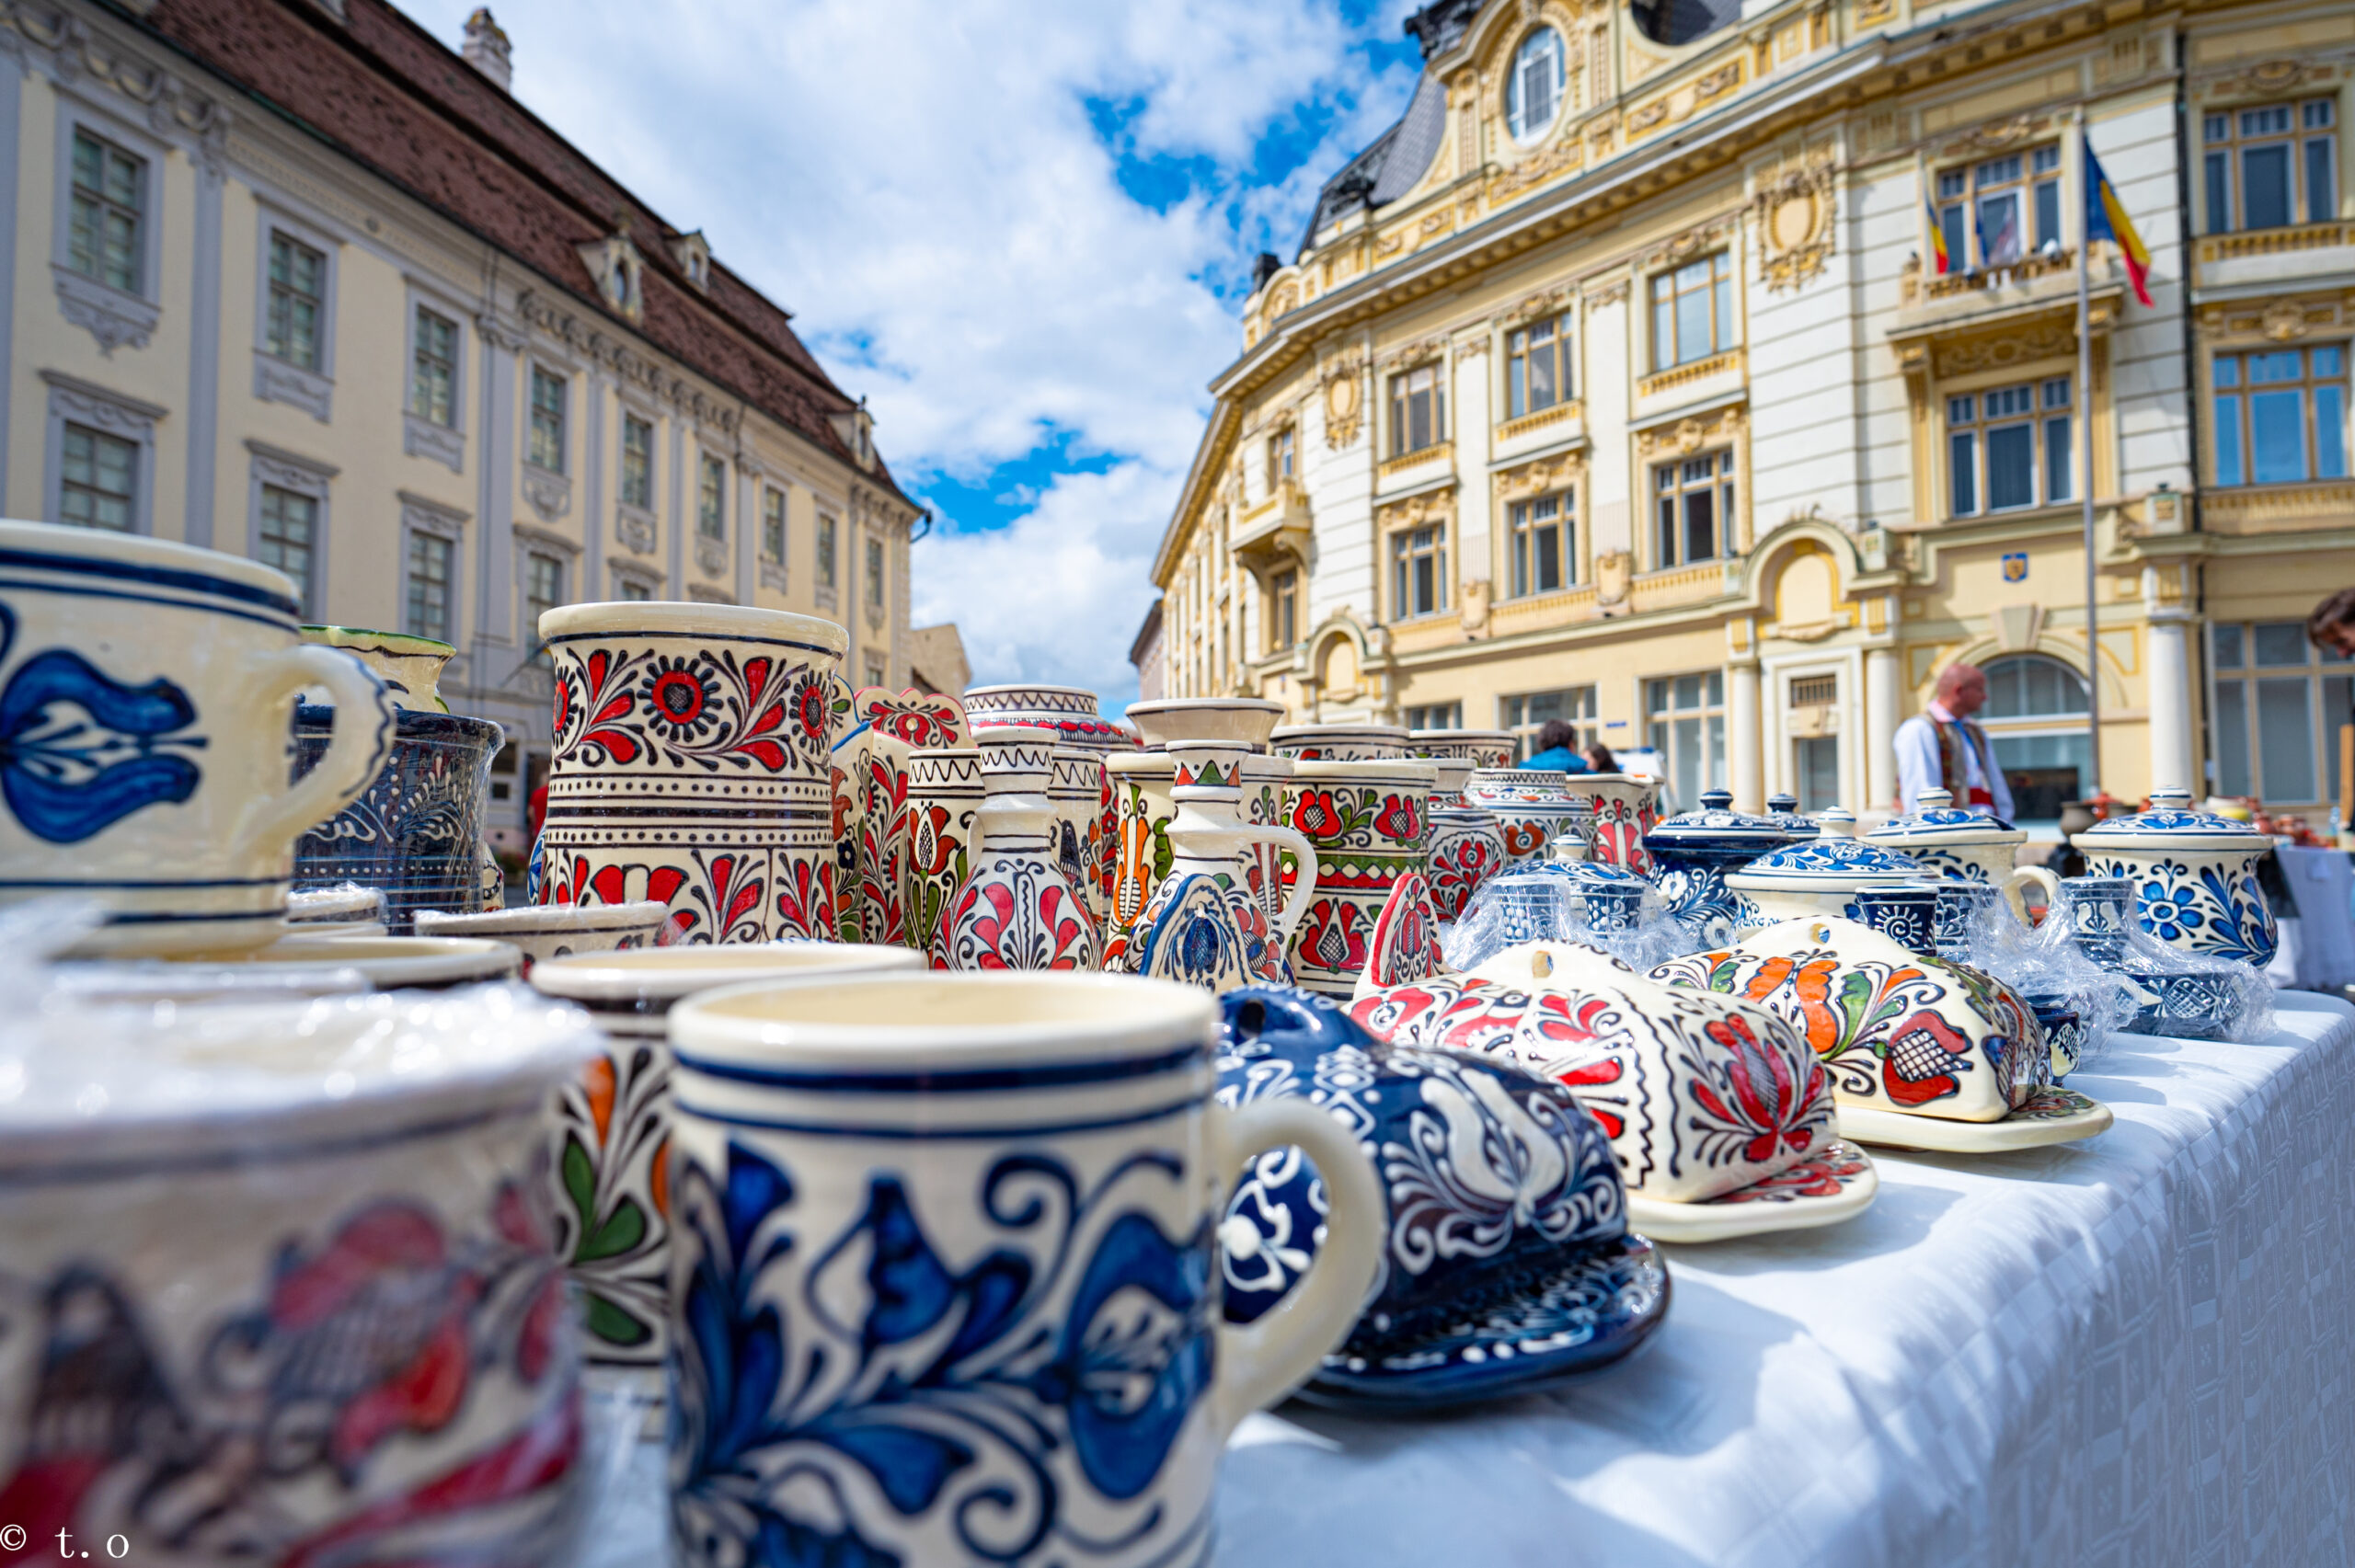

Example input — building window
[2212,346,2348,487]
[1653,452,1734,566]
[1505,314,1571,419]
[620,413,654,509]
[763,486,787,564]
[1980,653,2092,822]
[2203,99,2338,234]
[1505,28,1563,144]
[2211,621,2351,806]
[865,653,888,689]
[524,551,564,666]
[1388,364,1445,457]
[266,232,327,371]
[697,453,726,539]
[1788,672,1839,708]
[1389,523,1447,619]
[1796,737,1841,814]
[1269,569,1298,651]
[1503,686,1597,761]
[58,423,138,532]
[615,574,653,602]
[256,485,318,616]
[529,366,567,473]
[1405,701,1464,731]
[406,531,454,643]
[818,514,839,590]
[1509,492,1573,598]
[67,130,144,294]
[1649,251,1735,372]
[1267,427,1296,489]
[866,536,886,609]
[1933,146,2062,270]
[1647,671,1727,813]
[410,306,457,426]
[1947,377,2073,514]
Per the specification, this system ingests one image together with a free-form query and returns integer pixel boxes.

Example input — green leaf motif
[577,1195,648,1264]
[561,1136,597,1226]
[585,1292,653,1347]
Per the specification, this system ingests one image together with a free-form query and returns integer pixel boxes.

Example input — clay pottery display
[303,623,454,712]
[2070,787,2280,967]
[840,686,971,952]
[1121,732,1317,990]
[1865,787,2060,923]
[1407,727,1517,768]
[1283,758,1436,997]
[531,942,922,1383]
[538,601,846,943]
[1104,750,1178,963]
[0,986,598,1560]
[293,704,504,933]
[932,727,1103,970]
[961,681,1138,752]
[1572,772,1664,875]
[662,971,1383,1562]
[1270,721,1409,761]
[1425,756,1510,921]
[1051,746,1109,925]
[415,898,671,976]
[1722,808,1931,936]
[0,520,394,955]
[1642,787,1803,946]
[901,745,982,956]
[1463,766,1588,865]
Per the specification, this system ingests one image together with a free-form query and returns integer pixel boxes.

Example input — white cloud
[404,0,1420,704]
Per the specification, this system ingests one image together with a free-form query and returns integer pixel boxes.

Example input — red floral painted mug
[1281,759,1437,998]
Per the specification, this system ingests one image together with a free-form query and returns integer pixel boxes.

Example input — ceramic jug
[1425,756,1510,921]
[539,600,845,942]
[1104,750,1179,962]
[833,684,967,950]
[933,726,1103,970]
[1574,772,1663,875]
[1124,738,1319,990]
[1866,787,2060,921]
[1463,766,1588,864]
[2070,787,2280,967]
[1642,787,1802,946]
[1284,757,1437,997]
[902,745,983,955]
[1050,744,1109,925]
[293,704,505,933]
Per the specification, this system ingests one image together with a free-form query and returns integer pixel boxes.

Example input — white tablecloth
[580,997,2355,1568]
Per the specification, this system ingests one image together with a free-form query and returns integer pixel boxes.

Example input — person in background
[1894,661,2015,818]
[1520,719,1591,773]
[1584,741,1617,774]
[2308,588,2355,659]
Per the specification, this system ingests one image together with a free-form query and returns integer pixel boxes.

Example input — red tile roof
[138,0,913,506]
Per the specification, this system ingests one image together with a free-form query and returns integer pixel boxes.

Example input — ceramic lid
[2070,788,2276,852]
[1724,835,1929,891]
[1765,794,1821,838]
[1865,788,2027,848]
[1645,788,1793,846]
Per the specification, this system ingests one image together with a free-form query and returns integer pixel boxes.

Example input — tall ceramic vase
[901,745,983,954]
[1576,773,1663,875]
[932,727,1103,970]
[1285,758,1437,997]
[1121,737,1318,990]
[538,601,845,942]
[1425,756,1509,921]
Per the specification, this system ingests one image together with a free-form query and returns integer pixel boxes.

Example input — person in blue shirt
[1519,720,1591,774]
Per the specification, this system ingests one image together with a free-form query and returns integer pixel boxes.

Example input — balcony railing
[1376,441,1453,481]
[1637,350,1742,401]
[1496,400,1582,443]
[2196,221,2349,264]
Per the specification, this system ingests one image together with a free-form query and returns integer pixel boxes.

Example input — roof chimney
[463,8,511,90]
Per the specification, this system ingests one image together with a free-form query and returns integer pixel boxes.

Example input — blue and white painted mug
[0,520,393,955]
[663,971,1384,1568]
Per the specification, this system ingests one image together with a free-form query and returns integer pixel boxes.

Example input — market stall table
[575,995,2355,1568]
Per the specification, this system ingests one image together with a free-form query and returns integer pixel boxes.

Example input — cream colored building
[3,0,924,835]
[1153,0,2355,828]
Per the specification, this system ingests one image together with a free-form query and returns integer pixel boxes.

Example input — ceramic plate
[1626,1140,1879,1243]
[1836,1086,2113,1152]
[1294,1233,1670,1413]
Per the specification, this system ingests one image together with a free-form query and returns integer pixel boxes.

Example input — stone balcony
[1894,247,2098,335]
[2192,221,2355,293]
[1232,478,1313,570]
[2200,479,2355,537]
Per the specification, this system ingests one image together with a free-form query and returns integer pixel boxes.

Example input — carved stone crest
[1752,155,1836,292]
[1322,356,1366,449]
[2262,299,2308,342]
[1596,549,1633,611]
[1637,405,1745,458]
[1460,577,1492,638]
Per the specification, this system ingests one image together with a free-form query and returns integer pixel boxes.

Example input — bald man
[1893,661,2016,818]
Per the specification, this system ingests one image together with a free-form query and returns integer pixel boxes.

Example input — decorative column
[1865,646,1900,814]
[2147,612,2194,794]
[475,316,523,648]
[182,156,225,548]
[583,374,606,603]
[1728,658,1762,812]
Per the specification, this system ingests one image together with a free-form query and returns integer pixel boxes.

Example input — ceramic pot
[1270,721,1409,761]
[538,601,845,944]
[415,898,671,975]
[2054,874,2133,964]
[1722,809,1931,935]
[1572,772,1662,874]
[1120,732,1318,990]
[1407,727,1516,768]
[2051,874,2247,1040]
[1106,750,1178,955]
[0,521,395,956]
[2020,989,2087,1078]
[961,681,1138,752]
[932,727,1103,970]
[1865,787,2059,923]
[165,932,523,989]
[1765,793,1821,838]
[1425,757,1510,921]
[1523,835,1653,933]
[1642,787,1801,945]
[1283,758,1436,997]
[1846,883,1942,957]
[1051,746,1109,926]
[663,971,1384,1562]
[303,623,454,712]
[1463,766,1588,864]
[901,746,982,956]
[2070,787,2280,967]
[840,686,971,952]
[0,987,596,1561]
[530,943,921,1380]
[293,704,503,933]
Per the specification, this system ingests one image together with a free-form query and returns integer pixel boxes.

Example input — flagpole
[2077,109,2103,801]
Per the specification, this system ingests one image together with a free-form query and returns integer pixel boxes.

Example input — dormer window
[577,232,645,324]
[671,231,712,292]
[1506,29,1564,145]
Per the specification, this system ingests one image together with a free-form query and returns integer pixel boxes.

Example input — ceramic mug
[530,942,923,1379]
[0,520,395,955]
[538,601,846,943]
[902,745,985,953]
[416,898,672,975]
[662,971,1384,1568]
[1284,759,1436,997]
[293,704,505,933]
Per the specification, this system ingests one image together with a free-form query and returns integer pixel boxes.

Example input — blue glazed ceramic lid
[2070,788,2273,853]
[1724,834,1928,891]
[1645,788,1793,848]
[1864,787,2027,849]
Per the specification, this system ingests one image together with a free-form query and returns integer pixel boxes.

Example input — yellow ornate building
[2,0,925,843]
[1150,0,2355,828]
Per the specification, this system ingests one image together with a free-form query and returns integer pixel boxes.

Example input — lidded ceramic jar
[1765,793,1821,838]
[1463,767,1589,865]
[1722,809,1932,934]
[1865,787,2060,924]
[1407,728,1516,768]
[1270,722,1409,761]
[1643,787,1802,946]
[1425,756,1510,921]
[961,681,1138,752]
[2070,788,2280,967]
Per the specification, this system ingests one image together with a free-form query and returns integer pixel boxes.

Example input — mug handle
[2000,865,2062,926]
[1203,1094,1384,1437]
[1235,822,1319,945]
[237,645,396,860]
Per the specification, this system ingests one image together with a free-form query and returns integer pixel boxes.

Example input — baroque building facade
[2,0,924,841]
[1151,0,2355,827]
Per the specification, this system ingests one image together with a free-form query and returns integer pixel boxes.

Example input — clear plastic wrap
[1442,854,1697,972]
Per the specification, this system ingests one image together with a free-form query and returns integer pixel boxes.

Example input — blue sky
[404,0,1426,710]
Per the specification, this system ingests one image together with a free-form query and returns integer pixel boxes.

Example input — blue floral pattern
[0,607,206,844]
[2083,851,2278,967]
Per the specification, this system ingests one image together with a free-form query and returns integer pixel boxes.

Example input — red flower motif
[1296,897,1367,974]
[1292,788,1344,839]
[1691,1013,1822,1162]
[1555,1056,1626,1139]
[1880,1009,1972,1106]
[795,677,831,742]
[1373,794,1420,842]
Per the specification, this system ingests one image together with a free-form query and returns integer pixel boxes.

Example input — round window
[1506,28,1565,145]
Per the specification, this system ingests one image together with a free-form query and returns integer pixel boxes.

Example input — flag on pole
[1925,199,1951,275]
[2083,133,2154,306]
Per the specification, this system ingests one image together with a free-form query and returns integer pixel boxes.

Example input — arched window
[1506,29,1564,145]
[1981,654,2089,718]
[1978,654,2090,822]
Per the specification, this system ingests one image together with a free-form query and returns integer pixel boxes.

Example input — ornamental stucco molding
[1751,155,1837,293]
[2,1,231,171]
[514,288,741,435]
[51,269,159,356]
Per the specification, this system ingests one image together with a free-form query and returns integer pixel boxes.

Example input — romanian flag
[1924,199,1951,275]
[2083,133,2154,306]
